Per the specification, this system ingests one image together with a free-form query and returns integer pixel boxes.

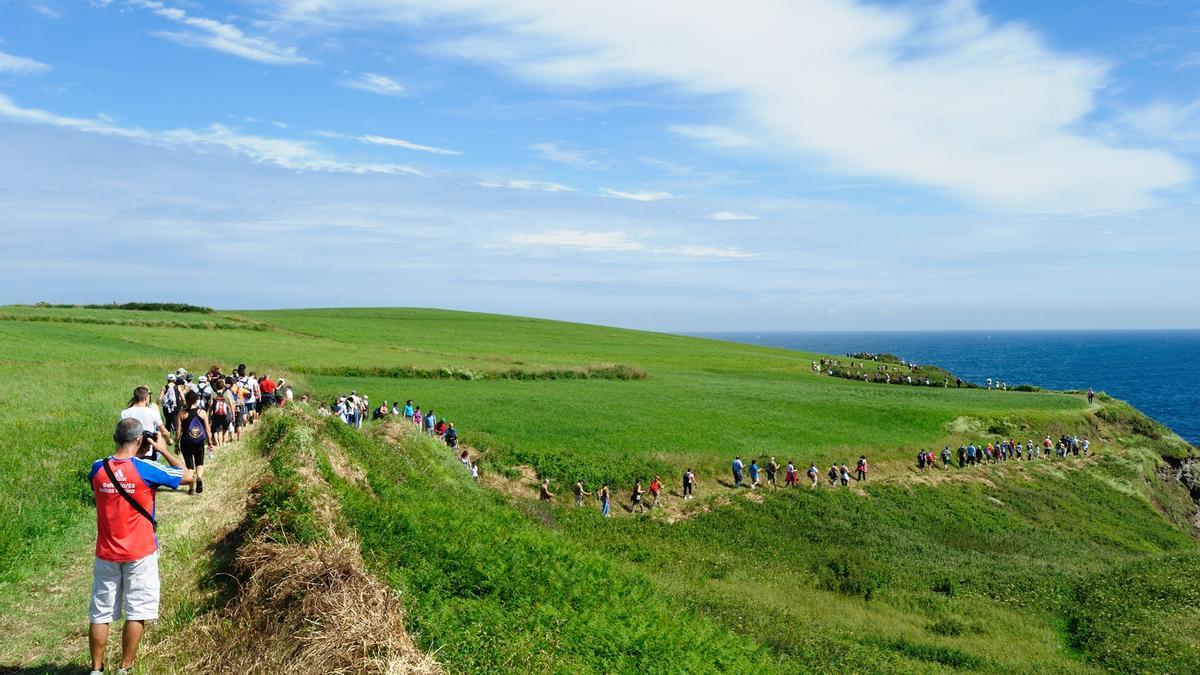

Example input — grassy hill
[0,305,1196,673]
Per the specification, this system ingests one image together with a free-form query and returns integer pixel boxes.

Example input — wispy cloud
[0,94,422,176]
[358,134,460,155]
[671,245,757,258]
[600,188,673,202]
[281,0,1194,212]
[710,211,758,221]
[668,124,755,148]
[509,229,756,258]
[343,72,404,95]
[511,229,643,252]
[477,178,576,192]
[0,49,51,74]
[529,141,608,170]
[316,130,460,155]
[30,4,63,19]
[128,0,311,65]
[1116,99,1200,149]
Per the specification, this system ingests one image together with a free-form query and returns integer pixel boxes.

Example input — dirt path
[0,435,265,670]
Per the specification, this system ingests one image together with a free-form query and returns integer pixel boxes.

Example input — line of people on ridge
[318,396,459,450]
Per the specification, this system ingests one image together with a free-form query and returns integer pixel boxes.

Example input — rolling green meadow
[1,305,1197,673]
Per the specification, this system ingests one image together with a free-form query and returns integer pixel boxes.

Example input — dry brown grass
[173,537,440,674]
[155,417,441,675]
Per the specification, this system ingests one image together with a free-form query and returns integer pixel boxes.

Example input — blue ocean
[697,330,1200,446]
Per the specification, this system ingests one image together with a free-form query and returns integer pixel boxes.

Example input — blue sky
[1,0,1198,330]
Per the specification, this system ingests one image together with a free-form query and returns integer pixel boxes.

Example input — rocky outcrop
[1162,456,1200,531]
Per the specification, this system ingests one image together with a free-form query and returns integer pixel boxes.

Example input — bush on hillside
[33,301,213,313]
[813,549,889,601]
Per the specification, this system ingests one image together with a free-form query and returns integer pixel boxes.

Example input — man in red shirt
[259,374,277,409]
[88,419,192,675]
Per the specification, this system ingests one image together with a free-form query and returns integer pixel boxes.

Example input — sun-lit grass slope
[0,304,1195,673]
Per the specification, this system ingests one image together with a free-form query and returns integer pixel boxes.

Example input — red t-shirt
[260,379,276,394]
[90,456,183,562]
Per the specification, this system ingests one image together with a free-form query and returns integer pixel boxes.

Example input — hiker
[459,450,470,466]
[808,463,819,487]
[855,455,868,481]
[425,409,437,436]
[259,374,277,409]
[1082,438,1090,455]
[1087,388,1095,404]
[748,459,760,489]
[159,375,180,435]
[917,450,927,471]
[957,445,966,468]
[649,475,662,508]
[966,443,977,466]
[941,447,952,468]
[121,387,169,453]
[412,407,422,430]
[599,484,611,517]
[766,458,779,488]
[207,379,234,448]
[840,464,850,486]
[228,377,247,442]
[470,461,480,480]
[631,479,646,513]
[403,400,414,419]
[731,456,744,487]
[827,464,838,486]
[539,479,554,502]
[89,418,192,675]
[683,468,696,499]
[784,460,797,487]
[177,391,210,495]
[444,423,458,448]
[573,480,591,507]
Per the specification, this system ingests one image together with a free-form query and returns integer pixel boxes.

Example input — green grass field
[0,305,1196,673]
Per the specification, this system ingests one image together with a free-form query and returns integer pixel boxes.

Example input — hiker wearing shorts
[766,458,778,488]
[631,479,646,513]
[748,460,760,489]
[649,476,662,508]
[89,418,191,675]
[178,391,210,495]
[207,379,234,448]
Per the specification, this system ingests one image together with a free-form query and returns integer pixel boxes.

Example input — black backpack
[183,409,208,446]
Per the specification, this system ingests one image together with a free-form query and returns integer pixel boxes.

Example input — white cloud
[477,178,575,192]
[1116,99,1200,149]
[600,188,673,202]
[0,94,422,176]
[343,72,404,95]
[671,245,757,258]
[668,124,755,148]
[129,0,311,65]
[511,229,643,252]
[358,134,460,155]
[0,50,50,74]
[529,141,608,170]
[508,229,757,258]
[277,0,1194,212]
[710,211,758,221]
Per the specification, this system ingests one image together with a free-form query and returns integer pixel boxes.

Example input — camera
[138,430,160,461]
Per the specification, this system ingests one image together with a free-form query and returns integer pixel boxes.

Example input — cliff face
[1162,455,1200,532]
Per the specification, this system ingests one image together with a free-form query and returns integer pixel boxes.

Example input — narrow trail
[477,449,1107,524]
[0,434,265,670]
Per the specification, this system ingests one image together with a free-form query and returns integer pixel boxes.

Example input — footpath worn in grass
[0,305,1196,673]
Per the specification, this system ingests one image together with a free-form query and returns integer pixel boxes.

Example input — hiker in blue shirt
[748,459,760,489]
[731,456,743,487]
[967,443,977,466]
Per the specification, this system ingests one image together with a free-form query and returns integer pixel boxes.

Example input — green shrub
[813,549,889,601]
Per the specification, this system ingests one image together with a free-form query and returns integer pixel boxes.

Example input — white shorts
[89,551,160,623]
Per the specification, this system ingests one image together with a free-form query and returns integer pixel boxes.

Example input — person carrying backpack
[766,458,779,488]
[855,456,868,481]
[178,391,210,495]
[682,469,695,499]
[207,380,234,449]
[648,475,662,508]
[444,423,458,448]
[159,375,180,435]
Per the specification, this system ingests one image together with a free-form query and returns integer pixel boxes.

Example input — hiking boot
[196,478,204,494]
